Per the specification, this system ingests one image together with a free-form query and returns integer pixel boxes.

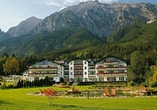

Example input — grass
[0,87,157,110]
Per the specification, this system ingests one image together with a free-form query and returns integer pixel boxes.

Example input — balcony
[96,66,126,70]
[89,67,95,69]
[74,68,83,71]
[64,73,69,76]
[103,60,119,65]
[29,66,58,70]
[96,66,106,70]
[64,69,69,71]
[97,72,127,74]
[28,72,58,74]
[74,74,83,76]
[29,67,58,71]
[74,64,83,66]
[88,74,96,77]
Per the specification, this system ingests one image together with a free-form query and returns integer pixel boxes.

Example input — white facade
[88,60,97,82]
[27,60,63,82]
[68,59,89,82]
[95,57,127,82]
[25,56,127,83]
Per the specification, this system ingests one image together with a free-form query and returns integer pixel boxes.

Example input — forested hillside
[0,19,157,86]
[0,27,102,56]
[34,21,157,86]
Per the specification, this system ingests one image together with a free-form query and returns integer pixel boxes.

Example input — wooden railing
[29,67,58,69]
[28,72,58,74]
[96,66,126,69]
[97,72,127,74]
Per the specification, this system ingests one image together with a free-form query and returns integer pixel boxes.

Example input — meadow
[0,87,157,110]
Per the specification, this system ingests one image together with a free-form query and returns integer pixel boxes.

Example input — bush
[128,81,136,86]
[140,82,148,87]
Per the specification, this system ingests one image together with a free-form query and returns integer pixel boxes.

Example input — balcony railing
[64,69,69,71]
[74,64,83,67]
[96,66,126,69]
[74,74,83,76]
[29,67,58,69]
[74,68,83,70]
[28,72,58,74]
[97,72,127,74]
[103,60,119,64]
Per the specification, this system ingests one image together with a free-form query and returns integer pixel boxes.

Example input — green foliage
[0,20,157,85]
[3,57,20,75]
[0,27,103,56]
[0,55,38,76]
[128,81,136,86]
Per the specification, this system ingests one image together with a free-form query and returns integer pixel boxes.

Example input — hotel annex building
[25,56,127,82]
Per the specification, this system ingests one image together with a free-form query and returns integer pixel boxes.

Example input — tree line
[1,76,55,89]
[0,52,38,76]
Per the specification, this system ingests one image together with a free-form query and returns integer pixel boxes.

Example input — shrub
[39,88,58,105]
[128,81,136,86]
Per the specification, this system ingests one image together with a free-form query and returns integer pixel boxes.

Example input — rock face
[0,29,11,41]
[32,1,157,37]
[7,17,42,37]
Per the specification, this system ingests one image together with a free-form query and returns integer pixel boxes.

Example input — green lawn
[0,87,157,110]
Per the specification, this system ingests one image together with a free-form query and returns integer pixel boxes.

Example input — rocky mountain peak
[7,16,42,37]
[33,2,157,37]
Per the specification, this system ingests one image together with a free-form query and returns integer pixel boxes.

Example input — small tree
[39,88,58,105]
[3,57,20,75]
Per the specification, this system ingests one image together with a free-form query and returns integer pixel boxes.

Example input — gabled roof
[29,59,62,66]
[95,55,128,64]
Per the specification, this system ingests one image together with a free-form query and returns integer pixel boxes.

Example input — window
[99,77,104,81]
[71,72,73,75]
[119,77,124,81]
[71,67,72,70]
[107,77,116,81]
[84,61,86,64]
[85,72,87,75]
[85,78,87,81]
[85,67,87,69]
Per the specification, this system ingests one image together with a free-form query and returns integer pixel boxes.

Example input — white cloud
[46,0,63,6]
[99,0,118,3]
[44,0,119,7]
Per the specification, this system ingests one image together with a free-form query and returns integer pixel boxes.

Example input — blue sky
[0,0,156,32]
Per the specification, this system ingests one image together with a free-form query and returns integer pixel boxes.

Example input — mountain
[0,1,157,56]
[0,27,102,56]
[7,17,42,37]
[0,29,12,41]
[107,20,157,44]
[35,20,157,60]
[32,1,157,37]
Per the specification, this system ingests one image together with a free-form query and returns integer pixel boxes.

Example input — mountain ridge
[7,16,42,37]
[32,1,157,37]
[0,1,157,56]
